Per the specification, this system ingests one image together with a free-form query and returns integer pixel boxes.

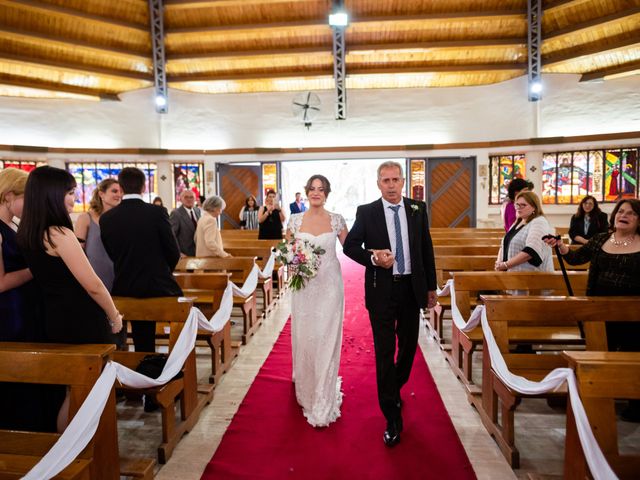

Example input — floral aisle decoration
[274,238,325,291]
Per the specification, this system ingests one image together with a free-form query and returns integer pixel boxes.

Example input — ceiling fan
[292,91,321,129]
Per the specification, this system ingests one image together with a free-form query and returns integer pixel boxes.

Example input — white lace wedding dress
[288,212,345,427]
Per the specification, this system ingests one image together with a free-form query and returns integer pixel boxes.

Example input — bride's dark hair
[304,175,331,198]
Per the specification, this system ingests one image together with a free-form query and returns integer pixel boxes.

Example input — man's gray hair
[202,195,225,212]
[377,161,405,180]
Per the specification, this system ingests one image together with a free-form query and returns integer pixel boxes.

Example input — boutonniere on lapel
[410,204,420,216]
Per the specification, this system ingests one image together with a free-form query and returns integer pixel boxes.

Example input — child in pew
[17,166,123,432]
[544,198,640,421]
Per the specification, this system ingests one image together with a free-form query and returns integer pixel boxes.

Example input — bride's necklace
[609,233,636,247]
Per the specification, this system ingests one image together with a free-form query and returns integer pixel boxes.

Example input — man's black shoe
[383,417,402,447]
[143,395,160,413]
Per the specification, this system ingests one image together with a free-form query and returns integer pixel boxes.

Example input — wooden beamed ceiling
[0,0,637,100]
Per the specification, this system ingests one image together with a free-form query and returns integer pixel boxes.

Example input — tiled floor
[116,293,638,479]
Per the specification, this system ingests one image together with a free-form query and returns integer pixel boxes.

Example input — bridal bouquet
[274,238,326,291]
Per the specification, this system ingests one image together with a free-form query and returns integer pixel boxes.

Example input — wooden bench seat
[479,295,640,467]
[0,342,154,479]
[563,351,640,480]
[449,271,588,391]
[112,297,214,464]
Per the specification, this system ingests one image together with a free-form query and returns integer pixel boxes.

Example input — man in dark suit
[170,189,201,257]
[101,167,183,353]
[343,160,437,447]
[289,192,307,214]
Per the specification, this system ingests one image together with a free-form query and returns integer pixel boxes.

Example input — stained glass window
[542,147,639,204]
[409,159,425,201]
[0,160,46,172]
[488,154,526,204]
[66,162,157,212]
[173,163,204,207]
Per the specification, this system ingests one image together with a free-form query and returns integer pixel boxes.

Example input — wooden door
[217,164,260,229]
[426,157,476,227]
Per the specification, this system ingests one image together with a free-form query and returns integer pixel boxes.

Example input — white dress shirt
[381,197,412,275]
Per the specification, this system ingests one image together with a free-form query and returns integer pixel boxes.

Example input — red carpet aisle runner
[202,254,476,480]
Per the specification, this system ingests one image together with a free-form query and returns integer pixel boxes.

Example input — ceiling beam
[167,63,526,82]
[166,10,526,35]
[0,0,149,33]
[0,26,151,61]
[0,52,152,81]
[543,0,592,13]
[164,0,321,9]
[0,73,120,100]
[543,33,640,67]
[544,6,640,40]
[580,59,640,82]
[167,38,525,61]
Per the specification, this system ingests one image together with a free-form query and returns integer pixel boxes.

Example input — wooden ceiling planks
[0,0,637,99]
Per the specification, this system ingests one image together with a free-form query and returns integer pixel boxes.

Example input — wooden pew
[431,237,502,246]
[224,245,285,302]
[174,272,259,345]
[0,343,154,480]
[563,351,640,480]
[176,257,260,341]
[450,271,588,392]
[433,245,499,256]
[429,255,590,345]
[112,297,214,464]
[479,295,640,467]
[174,272,238,384]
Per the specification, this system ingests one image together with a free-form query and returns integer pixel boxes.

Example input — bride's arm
[337,226,348,246]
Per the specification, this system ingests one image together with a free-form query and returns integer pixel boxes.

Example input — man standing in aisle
[289,192,307,214]
[170,189,201,257]
[343,160,437,447]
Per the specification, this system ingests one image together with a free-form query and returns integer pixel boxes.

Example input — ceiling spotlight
[530,81,543,94]
[155,94,167,108]
[328,12,349,27]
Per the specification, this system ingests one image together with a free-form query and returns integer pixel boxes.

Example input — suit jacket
[169,205,201,256]
[289,201,307,214]
[100,199,182,298]
[343,197,437,311]
[568,211,609,244]
[195,212,229,257]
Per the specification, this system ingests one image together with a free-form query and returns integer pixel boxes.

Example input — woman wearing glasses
[495,190,554,273]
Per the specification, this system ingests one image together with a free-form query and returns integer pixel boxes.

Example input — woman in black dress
[568,195,609,245]
[258,189,285,239]
[17,166,123,431]
[544,198,640,421]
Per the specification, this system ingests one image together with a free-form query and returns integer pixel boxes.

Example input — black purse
[135,354,184,380]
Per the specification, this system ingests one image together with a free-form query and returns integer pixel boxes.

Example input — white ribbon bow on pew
[23,274,244,480]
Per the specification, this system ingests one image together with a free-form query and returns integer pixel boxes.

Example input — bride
[286,174,348,427]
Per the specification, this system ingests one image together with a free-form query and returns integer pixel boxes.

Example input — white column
[204,158,217,197]
[48,158,66,169]
[526,150,543,192]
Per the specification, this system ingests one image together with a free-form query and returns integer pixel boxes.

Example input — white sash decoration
[257,252,276,280]
[22,362,118,480]
[479,307,618,480]
[23,281,238,480]
[436,279,483,332]
[232,264,259,298]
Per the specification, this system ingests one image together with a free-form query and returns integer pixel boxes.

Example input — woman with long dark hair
[238,195,259,230]
[568,195,609,245]
[17,166,123,431]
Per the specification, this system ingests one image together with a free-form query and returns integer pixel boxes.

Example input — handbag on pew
[135,354,184,380]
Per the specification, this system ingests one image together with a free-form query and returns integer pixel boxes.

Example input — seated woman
[239,195,259,230]
[568,195,609,245]
[495,190,554,273]
[195,195,231,258]
[545,198,640,421]
[17,166,123,431]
